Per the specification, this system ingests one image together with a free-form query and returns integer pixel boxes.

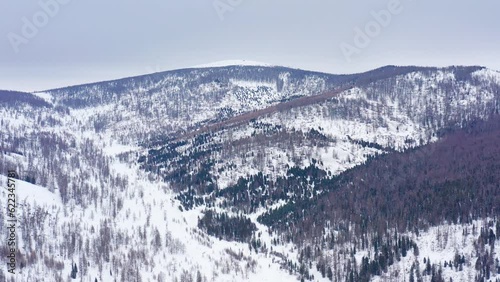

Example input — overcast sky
[1,0,499,92]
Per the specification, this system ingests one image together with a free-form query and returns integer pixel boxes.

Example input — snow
[371,220,500,282]
[230,79,277,90]
[0,175,62,208]
[31,91,53,104]
[473,68,500,84]
[1,66,499,281]
[102,142,139,156]
[192,60,274,68]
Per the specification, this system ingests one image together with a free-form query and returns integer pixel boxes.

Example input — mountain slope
[255,116,500,281]
[0,65,499,281]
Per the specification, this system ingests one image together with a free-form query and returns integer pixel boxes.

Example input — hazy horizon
[1,0,499,92]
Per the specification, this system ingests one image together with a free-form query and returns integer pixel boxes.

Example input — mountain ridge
[1,63,500,281]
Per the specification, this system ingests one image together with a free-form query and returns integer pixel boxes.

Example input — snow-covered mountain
[0,65,499,282]
[191,60,275,68]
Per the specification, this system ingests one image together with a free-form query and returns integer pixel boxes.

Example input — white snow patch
[192,60,274,68]
[473,68,500,84]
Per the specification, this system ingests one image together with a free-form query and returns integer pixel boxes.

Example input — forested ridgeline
[259,115,500,240]
[0,90,51,108]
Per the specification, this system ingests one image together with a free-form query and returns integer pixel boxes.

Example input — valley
[0,64,499,282]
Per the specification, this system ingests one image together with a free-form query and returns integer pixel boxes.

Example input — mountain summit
[1,65,499,281]
[191,60,275,68]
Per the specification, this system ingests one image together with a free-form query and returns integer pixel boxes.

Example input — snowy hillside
[43,65,347,145]
[1,65,500,282]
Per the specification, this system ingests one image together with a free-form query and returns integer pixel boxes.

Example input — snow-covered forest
[1,65,500,281]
